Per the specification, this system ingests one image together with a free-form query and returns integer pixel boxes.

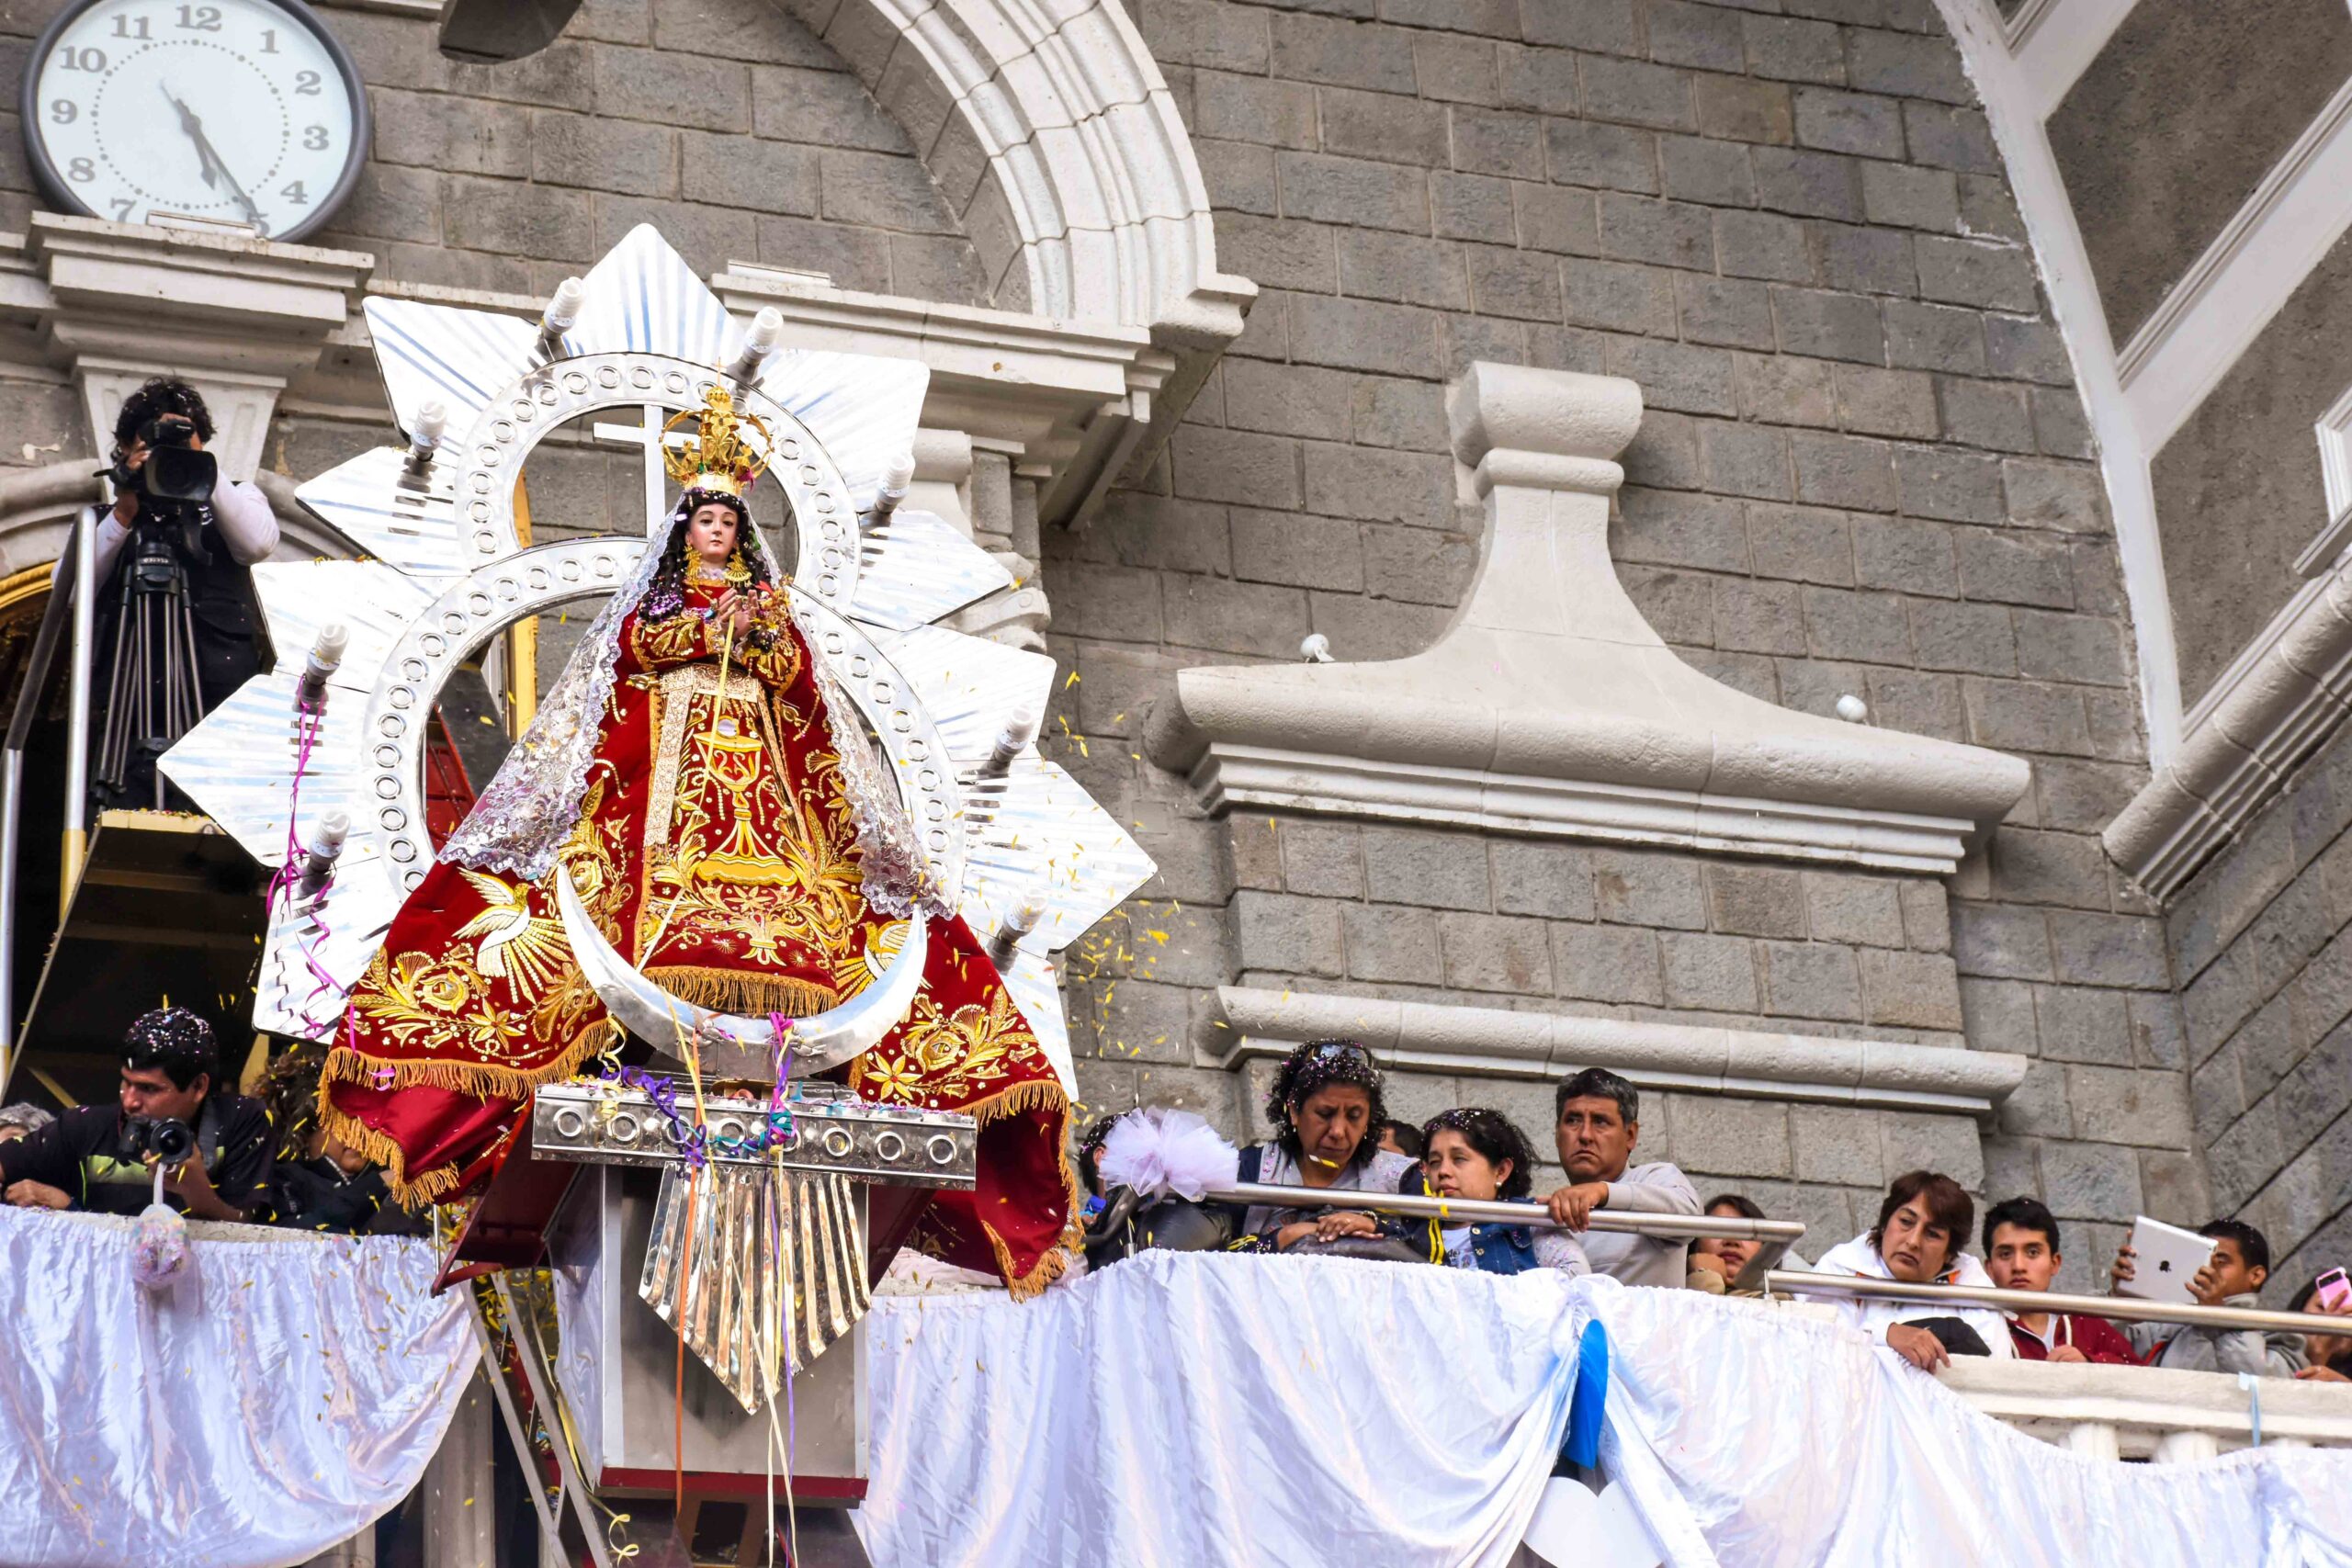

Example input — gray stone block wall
[2163,722,2352,1304]
[1045,0,2191,1261]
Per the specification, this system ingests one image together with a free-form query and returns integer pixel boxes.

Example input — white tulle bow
[1096,1109,1239,1201]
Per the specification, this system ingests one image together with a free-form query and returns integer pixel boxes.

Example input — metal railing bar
[1765,1270,2352,1338]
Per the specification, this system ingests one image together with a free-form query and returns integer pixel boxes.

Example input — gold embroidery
[451,867,570,998]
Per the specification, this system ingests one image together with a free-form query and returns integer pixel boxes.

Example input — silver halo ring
[553,861,929,1077]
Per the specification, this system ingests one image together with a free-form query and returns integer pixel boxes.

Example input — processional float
[157,225,1155,1558]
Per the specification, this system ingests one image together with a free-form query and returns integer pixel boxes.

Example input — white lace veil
[440,491,942,919]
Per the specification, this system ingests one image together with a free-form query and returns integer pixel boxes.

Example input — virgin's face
[687,502,740,565]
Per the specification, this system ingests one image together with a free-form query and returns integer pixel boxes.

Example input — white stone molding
[1155,362,2033,875]
[1941,1356,2352,1458]
[0,460,102,582]
[2119,75,2352,453]
[1211,986,2029,1116]
[710,263,1169,525]
[2106,565,2352,899]
[773,0,1255,461]
[0,215,371,483]
[1928,0,2184,766]
[2008,0,2143,119]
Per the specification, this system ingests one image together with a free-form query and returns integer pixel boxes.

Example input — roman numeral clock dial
[21,0,369,242]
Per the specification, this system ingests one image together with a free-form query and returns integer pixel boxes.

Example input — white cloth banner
[861,1251,2352,1568]
[0,1207,479,1568]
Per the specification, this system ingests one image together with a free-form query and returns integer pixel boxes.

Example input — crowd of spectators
[1082,1036,2352,1383]
[0,1007,414,1236]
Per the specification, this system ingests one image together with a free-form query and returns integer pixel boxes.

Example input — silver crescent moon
[552,861,930,1077]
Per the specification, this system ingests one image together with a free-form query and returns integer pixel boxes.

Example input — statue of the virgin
[320,389,1076,1294]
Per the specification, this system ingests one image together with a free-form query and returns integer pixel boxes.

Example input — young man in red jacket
[1984,1197,2140,1364]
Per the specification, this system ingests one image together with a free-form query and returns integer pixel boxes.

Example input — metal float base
[547,1163,868,1496]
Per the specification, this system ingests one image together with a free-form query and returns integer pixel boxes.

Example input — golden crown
[662,386,772,499]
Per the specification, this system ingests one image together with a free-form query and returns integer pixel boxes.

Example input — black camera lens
[149,1117,196,1166]
[140,416,198,449]
[121,1115,198,1166]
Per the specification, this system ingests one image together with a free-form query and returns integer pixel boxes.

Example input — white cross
[587,403,690,536]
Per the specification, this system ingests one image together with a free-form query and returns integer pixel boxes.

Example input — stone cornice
[1210,986,2028,1117]
[1156,363,2033,874]
[2106,569,2352,901]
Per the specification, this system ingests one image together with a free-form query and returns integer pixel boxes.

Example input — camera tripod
[95,518,208,810]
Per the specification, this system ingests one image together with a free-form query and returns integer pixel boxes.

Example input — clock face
[22,0,368,243]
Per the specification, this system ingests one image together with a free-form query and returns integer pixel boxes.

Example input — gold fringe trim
[316,1023,606,1205]
[958,1073,1086,1301]
[644,964,838,1017]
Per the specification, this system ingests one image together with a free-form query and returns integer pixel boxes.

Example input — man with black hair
[0,1007,272,1220]
[1983,1196,2137,1363]
[1538,1066,1700,1288]
[69,376,277,811]
[2109,1218,2307,1375]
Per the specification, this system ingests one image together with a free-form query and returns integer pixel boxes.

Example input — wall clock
[20,0,369,243]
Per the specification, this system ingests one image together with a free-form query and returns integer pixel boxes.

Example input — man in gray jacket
[1540,1067,1701,1288]
[2109,1219,2307,1376]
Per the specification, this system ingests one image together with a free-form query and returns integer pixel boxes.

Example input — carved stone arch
[771,0,1255,435]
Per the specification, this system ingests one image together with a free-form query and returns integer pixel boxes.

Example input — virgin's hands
[709,589,756,636]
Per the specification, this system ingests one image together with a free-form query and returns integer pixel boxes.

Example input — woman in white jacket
[1804,1169,2015,1370]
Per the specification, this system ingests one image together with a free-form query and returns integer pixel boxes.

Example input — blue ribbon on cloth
[1564,1317,1610,1469]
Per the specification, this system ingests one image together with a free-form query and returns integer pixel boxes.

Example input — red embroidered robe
[321,577,1076,1294]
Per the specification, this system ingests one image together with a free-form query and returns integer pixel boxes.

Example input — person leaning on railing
[1419,1107,1589,1279]
[1536,1067,1701,1288]
[1804,1170,2014,1371]
[1690,1191,1812,1293]
[1223,1039,1433,1260]
[2107,1219,2305,1376]
[0,1008,271,1222]
[1982,1197,2138,1364]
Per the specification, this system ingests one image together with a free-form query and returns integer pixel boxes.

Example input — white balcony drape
[0,1208,476,1568]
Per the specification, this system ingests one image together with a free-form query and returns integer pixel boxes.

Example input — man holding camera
[0,1007,273,1221]
[74,377,277,811]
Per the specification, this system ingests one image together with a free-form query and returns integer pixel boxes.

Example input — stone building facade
[3,0,2347,1303]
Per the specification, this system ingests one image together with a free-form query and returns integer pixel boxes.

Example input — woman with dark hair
[1232,1039,1430,1258]
[2290,1276,2352,1383]
[1804,1169,2013,1369]
[1420,1108,1588,1277]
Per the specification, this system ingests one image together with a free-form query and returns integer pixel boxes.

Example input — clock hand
[159,84,264,227]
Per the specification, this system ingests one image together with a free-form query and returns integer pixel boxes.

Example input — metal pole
[0,554,79,1090]
[1763,1270,2352,1338]
[1206,1181,1808,1290]
[1205,1180,1804,1243]
[62,503,96,913]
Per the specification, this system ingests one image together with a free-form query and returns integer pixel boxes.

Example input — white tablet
[2117,1215,2217,1304]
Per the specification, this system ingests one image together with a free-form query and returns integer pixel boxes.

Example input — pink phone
[2319,1267,2351,1313]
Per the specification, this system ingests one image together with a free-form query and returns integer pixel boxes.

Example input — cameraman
[73,377,277,810]
[0,1007,273,1221]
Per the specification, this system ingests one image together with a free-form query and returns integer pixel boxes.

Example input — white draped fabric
[861,1250,2352,1568]
[0,1208,478,1568]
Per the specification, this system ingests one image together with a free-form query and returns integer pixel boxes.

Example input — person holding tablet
[2109,1218,2307,1375]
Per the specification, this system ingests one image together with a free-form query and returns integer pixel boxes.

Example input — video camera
[106,414,218,522]
[119,1115,197,1168]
